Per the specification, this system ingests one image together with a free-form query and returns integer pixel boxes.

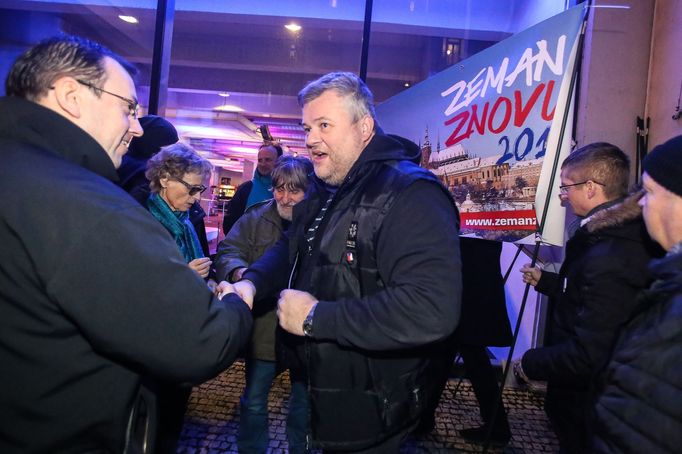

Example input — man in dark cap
[592,135,682,453]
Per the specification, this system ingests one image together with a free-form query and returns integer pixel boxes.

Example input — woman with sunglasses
[144,142,215,453]
[146,142,213,279]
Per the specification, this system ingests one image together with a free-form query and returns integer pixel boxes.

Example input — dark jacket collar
[328,128,421,191]
[0,96,119,182]
[583,197,624,221]
[650,249,682,283]
[353,128,421,167]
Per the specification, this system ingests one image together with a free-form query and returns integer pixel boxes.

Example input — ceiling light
[118,15,138,24]
[218,92,230,97]
[285,23,302,32]
[228,146,258,154]
[214,104,244,113]
[404,83,410,87]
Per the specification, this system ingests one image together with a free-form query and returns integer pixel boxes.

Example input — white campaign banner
[376,5,587,246]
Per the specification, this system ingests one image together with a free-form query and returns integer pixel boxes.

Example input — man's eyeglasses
[559,180,604,195]
[171,177,207,196]
[77,80,140,120]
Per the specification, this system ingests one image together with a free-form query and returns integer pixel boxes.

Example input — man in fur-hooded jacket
[516,143,662,454]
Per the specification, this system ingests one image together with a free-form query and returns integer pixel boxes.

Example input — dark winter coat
[592,250,682,454]
[214,199,284,361]
[522,195,661,385]
[222,179,252,235]
[0,97,252,453]
[245,132,462,450]
[521,194,662,452]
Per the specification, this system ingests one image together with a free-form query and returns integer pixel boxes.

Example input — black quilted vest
[288,152,453,450]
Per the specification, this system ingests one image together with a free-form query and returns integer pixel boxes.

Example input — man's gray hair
[271,156,314,192]
[297,72,378,128]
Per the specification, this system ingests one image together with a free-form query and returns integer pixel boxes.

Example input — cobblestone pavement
[178,360,558,453]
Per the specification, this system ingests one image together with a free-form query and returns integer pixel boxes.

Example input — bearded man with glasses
[0,35,252,452]
[515,142,663,453]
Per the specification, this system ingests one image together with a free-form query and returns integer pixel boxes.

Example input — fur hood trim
[586,191,644,233]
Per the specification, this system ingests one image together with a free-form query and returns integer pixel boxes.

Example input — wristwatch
[302,302,318,337]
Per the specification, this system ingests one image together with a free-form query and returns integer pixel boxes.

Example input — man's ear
[586,180,600,199]
[51,77,83,119]
[360,115,374,141]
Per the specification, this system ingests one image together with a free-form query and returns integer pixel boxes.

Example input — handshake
[213,279,256,310]
[211,275,320,337]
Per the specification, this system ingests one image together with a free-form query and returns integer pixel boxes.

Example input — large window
[0,0,570,156]
[167,1,366,166]
[0,0,156,97]
[0,0,569,246]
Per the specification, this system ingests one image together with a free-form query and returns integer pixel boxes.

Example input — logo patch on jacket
[345,221,358,264]
[346,221,358,249]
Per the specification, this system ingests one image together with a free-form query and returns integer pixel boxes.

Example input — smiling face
[160,171,205,212]
[79,57,143,168]
[301,90,374,186]
[273,185,306,221]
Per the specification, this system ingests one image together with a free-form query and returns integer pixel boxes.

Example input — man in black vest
[222,72,462,452]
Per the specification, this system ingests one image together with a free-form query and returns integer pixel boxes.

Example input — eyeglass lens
[174,178,206,195]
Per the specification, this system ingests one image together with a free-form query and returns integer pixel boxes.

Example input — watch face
[303,320,313,337]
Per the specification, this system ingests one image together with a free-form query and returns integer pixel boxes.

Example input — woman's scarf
[246,170,273,209]
[147,192,204,263]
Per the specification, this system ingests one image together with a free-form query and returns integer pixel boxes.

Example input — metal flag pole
[482,4,591,452]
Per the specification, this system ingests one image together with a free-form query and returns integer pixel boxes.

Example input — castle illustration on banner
[418,127,543,238]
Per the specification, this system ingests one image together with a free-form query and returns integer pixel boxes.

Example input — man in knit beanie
[639,134,682,249]
[592,134,682,453]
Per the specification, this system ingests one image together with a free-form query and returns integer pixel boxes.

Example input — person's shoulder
[232,199,276,230]
[2,139,67,177]
[235,180,254,193]
[243,199,276,219]
[244,198,273,212]
[588,218,656,260]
